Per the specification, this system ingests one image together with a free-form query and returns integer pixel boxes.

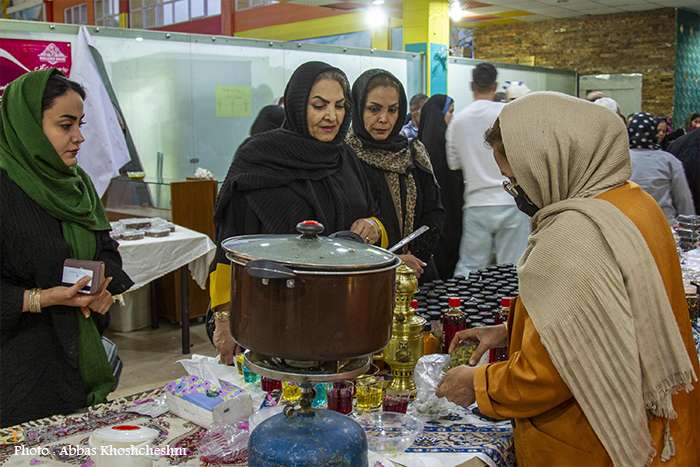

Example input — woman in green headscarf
[0,70,133,427]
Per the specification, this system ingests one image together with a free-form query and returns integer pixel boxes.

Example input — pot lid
[222,220,397,271]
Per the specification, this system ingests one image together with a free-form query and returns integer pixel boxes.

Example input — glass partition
[1,19,423,184]
[447,57,577,112]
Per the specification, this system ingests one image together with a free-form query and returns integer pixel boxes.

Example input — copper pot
[223,221,401,361]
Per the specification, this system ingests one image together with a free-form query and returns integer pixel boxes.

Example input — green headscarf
[0,69,115,405]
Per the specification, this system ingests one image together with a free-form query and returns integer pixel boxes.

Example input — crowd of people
[1,60,698,466]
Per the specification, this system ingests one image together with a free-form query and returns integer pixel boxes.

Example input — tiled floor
[105,322,216,400]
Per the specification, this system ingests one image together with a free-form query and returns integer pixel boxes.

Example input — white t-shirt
[446,99,513,208]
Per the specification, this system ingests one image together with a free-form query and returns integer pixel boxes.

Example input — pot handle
[245,259,297,280]
[329,230,364,243]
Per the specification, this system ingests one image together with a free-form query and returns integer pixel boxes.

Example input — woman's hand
[213,311,240,364]
[37,276,104,317]
[87,277,114,316]
[449,324,508,366]
[350,218,380,244]
[436,365,477,407]
[398,253,426,278]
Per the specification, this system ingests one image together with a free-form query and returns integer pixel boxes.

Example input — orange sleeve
[474,313,573,420]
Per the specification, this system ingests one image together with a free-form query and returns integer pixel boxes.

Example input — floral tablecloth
[0,385,513,467]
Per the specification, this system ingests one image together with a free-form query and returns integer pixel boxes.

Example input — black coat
[668,130,700,214]
[0,170,133,427]
[357,141,445,282]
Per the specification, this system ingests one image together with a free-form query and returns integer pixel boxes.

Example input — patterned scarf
[628,111,661,149]
[347,129,433,238]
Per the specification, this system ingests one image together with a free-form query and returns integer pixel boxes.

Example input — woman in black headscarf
[249,105,284,135]
[210,62,383,363]
[346,69,444,281]
[417,94,462,280]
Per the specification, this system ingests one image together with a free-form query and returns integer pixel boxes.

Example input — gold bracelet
[28,288,42,314]
[213,310,230,321]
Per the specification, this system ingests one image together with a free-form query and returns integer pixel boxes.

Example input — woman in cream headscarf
[437,92,699,466]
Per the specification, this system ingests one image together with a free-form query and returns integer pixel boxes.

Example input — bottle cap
[501,297,514,308]
[410,299,419,309]
[448,297,461,308]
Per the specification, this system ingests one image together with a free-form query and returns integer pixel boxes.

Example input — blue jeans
[453,205,530,277]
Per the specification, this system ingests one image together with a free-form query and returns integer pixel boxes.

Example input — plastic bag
[412,354,457,419]
[198,421,249,465]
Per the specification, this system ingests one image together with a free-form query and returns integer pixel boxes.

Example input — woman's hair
[41,73,86,112]
[687,112,700,128]
[314,69,350,98]
[366,74,401,97]
[484,117,506,157]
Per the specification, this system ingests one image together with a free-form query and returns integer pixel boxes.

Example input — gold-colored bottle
[383,264,426,398]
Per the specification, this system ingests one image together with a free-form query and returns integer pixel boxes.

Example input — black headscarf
[250,105,284,135]
[216,61,359,233]
[628,112,660,150]
[417,94,462,279]
[417,94,453,166]
[351,69,409,152]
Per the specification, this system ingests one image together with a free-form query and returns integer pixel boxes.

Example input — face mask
[503,179,539,217]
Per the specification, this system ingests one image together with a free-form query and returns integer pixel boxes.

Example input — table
[0,384,513,467]
[117,225,216,354]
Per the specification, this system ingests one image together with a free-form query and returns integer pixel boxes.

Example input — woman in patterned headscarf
[627,112,695,220]
[346,69,445,281]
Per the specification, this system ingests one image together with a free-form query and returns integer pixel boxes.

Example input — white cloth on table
[117,225,216,291]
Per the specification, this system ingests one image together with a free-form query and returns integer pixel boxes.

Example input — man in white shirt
[446,62,529,276]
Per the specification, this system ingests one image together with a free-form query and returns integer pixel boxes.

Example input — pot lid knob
[296,220,324,239]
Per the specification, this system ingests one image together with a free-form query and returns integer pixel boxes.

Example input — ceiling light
[449,2,467,21]
[366,5,387,28]
[371,0,384,5]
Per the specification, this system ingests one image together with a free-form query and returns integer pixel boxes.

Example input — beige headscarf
[499,92,696,466]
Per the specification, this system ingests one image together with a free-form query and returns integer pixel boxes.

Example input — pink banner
[0,38,72,93]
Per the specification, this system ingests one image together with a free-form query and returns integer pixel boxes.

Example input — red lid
[301,220,320,226]
[448,297,461,308]
[500,297,514,308]
[410,299,419,309]
[112,425,140,431]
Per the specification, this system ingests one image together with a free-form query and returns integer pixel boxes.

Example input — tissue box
[165,375,253,427]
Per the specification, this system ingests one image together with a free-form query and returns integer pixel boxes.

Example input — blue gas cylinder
[248,409,368,466]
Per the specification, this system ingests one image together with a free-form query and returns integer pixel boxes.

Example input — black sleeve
[212,190,264,270]
[95,231,133,295]
[0,277,24,332]
[347,148,381,220]
[411,169,446,262]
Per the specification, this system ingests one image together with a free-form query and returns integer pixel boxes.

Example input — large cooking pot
[223,220,401,361]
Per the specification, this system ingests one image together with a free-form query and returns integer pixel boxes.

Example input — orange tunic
[474,182,700,466]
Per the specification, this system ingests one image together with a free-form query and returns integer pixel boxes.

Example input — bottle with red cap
[442,297,467,354]
[489,297,513,362]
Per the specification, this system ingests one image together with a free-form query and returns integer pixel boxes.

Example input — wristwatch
[213,310,230,321]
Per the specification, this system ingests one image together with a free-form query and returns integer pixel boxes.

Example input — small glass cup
[242,364,260,384]
[234,353,245,376]
[281,381,302,403]
[355,375,384,412]
[312,383,330,408]
[261,376,282,393]
[327,381,354,415]
[382,389,410,414]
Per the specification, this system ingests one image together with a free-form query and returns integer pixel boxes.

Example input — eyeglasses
[502,179,519,198]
